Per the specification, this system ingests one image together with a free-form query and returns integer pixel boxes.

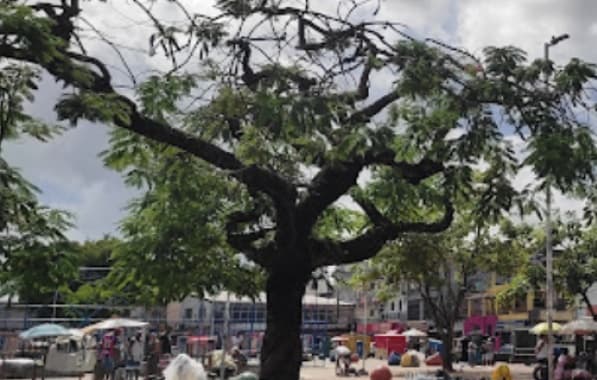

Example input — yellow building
[466,273,575,323]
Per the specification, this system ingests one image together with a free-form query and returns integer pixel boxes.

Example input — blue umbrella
[19,323,72,340]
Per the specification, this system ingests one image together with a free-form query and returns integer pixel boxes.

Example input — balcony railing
[382,311,407,321]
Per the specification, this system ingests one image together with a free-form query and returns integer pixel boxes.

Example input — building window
[369,309,374,317]
[471,299,483,316]
[390,302,395,311]
[184,308,193,320]
[213,303,225,321]
[407,300,420,320]
[485,297,496,315]
[255,305,266,322]
[533,291,546,309]
[399,300,403,311]
[231,303,256,322]
[198,304,206,320]
[514,295,527,313]
[423,302,434,320]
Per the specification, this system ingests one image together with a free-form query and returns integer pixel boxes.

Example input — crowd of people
[533,335,594,380]
[465,337,495,366]
[95,327,173,380]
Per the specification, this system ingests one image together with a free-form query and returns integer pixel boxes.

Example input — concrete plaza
[299,358,534,379]
[42,360,534,380]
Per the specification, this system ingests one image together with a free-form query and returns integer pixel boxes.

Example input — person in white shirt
[128,332,144,380]
[535,335,549,364]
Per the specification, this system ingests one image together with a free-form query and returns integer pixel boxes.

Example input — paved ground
[37,360,534,380]
[299,358,535,379]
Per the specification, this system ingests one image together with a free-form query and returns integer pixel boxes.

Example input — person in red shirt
[101,330,116,380]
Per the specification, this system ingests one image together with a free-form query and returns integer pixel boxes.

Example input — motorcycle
[533,360,548,380]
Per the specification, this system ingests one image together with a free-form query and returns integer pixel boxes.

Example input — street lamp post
[362,283,367,371]
[544,33,569,380]
[220,293,231,380]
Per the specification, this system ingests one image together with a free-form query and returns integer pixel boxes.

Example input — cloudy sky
[4,0,597,241]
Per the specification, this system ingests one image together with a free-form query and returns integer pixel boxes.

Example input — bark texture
[259,269,308,380]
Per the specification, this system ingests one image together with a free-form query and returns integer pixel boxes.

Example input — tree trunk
[259,268,307,380]
[440,331,454,372]
[581,291,597,321]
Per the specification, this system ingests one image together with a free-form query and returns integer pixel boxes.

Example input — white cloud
[457,0,597,63]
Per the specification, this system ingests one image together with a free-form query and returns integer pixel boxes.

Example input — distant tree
[74,236,119,267]
[500,221,597,321]
[61,236,120,305]
[557,226,597,320]
[367,214,528,371]
[2,1,597,378]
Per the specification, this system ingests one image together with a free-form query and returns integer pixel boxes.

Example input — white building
[166,291,355,337]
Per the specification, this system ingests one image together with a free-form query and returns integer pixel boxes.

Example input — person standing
[145,334,159,380]
[482,338,494,366]
[468,340,477,367]
[535,335,548,365]
[159,328,171,356]
[100,330,117,380]
[127,332,144,380]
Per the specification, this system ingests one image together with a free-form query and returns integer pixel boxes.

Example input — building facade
[166,291,355,352]
[464,271,576,351]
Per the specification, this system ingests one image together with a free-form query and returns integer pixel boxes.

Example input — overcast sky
[4,0,597,241]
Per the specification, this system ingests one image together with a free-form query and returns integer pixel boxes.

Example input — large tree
[2,1,597,378]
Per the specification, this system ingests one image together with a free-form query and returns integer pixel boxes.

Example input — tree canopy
[362,208,530,369]
[2,1,597,378]
[499,220,597,320]
[0,63,74,303]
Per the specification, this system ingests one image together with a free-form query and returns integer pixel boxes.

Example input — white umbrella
[335,345,351,355]
[402,328,427,337]
[81,318,148,334]
[560,318,597,335]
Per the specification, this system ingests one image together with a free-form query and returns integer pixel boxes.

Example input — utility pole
[220,293,230,380]
[52,290,58,322]
[361,259,371,373]
[544,33,569,380]
[363,283,367,371]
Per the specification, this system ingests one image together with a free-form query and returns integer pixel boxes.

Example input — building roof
[203,291,354,306]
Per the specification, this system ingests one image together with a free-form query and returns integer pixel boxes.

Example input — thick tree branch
[229,39,317,92]
[296,155,443,235]
[230,165,297,205]
[296,162,362,236]
[226,232,274,268]
[347,90,400,124]
[0,26,297,208]
[311,198,454,268]
[363,154,444,184]
[351,193,389,227]
[581,290,597,321]
[224,210,276,268]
